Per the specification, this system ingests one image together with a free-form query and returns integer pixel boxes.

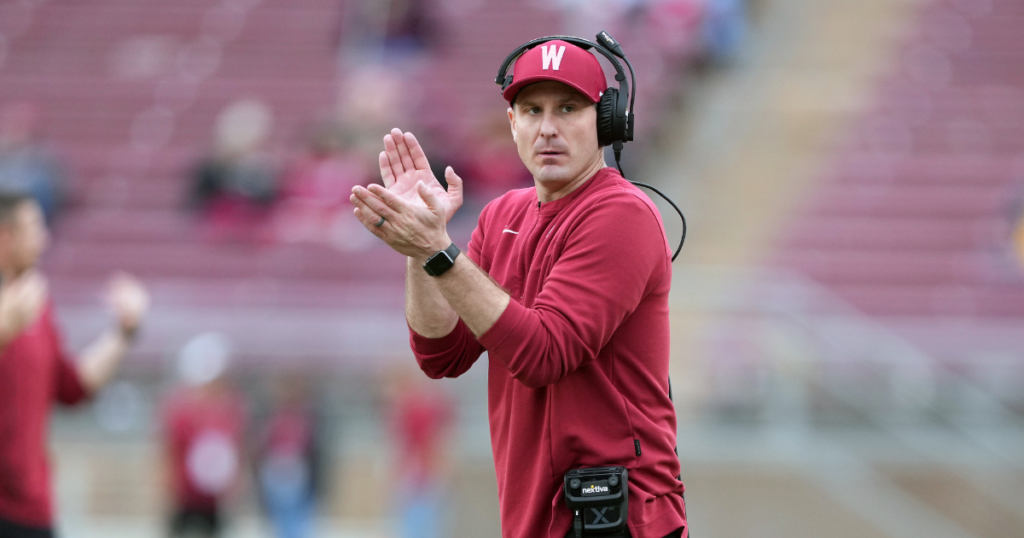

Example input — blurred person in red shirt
[273,121,375,250]
[256,374,324,538]
[187,99,279,243]
[0,192,149,538]
[161,332,248,538]
[384,366,453,538]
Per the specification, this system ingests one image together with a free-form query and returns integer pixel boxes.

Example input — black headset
[494,32,687,261]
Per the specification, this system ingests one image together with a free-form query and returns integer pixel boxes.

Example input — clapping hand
[107,272,149,338]
[0,269,47,340]
[351,128,465,260]
[377,128,463,222]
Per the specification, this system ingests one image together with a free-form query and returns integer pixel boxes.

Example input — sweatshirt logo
[581,484,609,495]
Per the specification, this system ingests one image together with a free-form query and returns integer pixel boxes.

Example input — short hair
[0,192,34,227]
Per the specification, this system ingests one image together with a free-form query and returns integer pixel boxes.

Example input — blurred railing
[676,265,1024,433]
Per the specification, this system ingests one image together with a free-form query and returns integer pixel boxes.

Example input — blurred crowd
[1,0,757,249]
[149,331,454,538]
[174,0,757,248]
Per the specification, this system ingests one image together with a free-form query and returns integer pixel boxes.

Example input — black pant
[0,517,54,538]
[564,527,684,538]
[169,507,221,538]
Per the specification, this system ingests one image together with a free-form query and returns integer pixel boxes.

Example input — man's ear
[507,107,517,143]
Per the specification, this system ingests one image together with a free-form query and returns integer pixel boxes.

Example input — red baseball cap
[502,39,608,104]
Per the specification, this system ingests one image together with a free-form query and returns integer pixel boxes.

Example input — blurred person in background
[334,66,415,162]
[255,374,324,538]
[350,36,687,538]
[1007,179,1024,276]
[337,0,437,60]
[554,0,638,41]
[384,365,453,538]
[0,192,149,538]
[161,332,248,538]
[701,0,747,64]
[646,0,705,64]
[273,120,375,250]
[458,114,534,214]
[187,99,279,243]
[0,103,66,224]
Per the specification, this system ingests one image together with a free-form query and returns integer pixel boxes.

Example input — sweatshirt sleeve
[477,193,669,389]
[410,318,484,378]
[46,306,89,405]
[407,203,491,378]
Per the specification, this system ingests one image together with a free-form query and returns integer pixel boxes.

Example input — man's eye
[561,105,576,113]
[529,107,541,114]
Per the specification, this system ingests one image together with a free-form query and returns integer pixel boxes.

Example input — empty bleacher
[777,0,1024,320]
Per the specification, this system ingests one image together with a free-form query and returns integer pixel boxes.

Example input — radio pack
[564,466,629,537]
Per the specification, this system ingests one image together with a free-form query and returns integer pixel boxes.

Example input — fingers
[444,166,464,212]
[352,207,388,240]
[16,271,48,304]
[109,272,148,303]
[390,128,417,174]
[379,151,396,188]
[351,185,403,222]
[108,272,150,320]
[366,183,407,210]
[416,181,444,218]
[383,133,405,178]
[17,269,46,289]
[404,132,431,170]
[2,271,48,328]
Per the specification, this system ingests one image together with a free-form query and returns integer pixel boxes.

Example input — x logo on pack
[590,507,611,524]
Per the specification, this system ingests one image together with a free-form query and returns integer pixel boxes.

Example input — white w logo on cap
[540,45,566,71]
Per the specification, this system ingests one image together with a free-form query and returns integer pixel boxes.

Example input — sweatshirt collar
[536,166,618,215]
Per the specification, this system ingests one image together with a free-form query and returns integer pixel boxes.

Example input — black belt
[0,517,55,538]
[564,526,684,538]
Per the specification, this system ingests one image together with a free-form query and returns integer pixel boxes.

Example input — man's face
[0,201,48,273]
[508,81,603,191]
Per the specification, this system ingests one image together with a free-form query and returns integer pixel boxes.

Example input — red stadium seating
[0,0,694,367]
[776,0,1024,319]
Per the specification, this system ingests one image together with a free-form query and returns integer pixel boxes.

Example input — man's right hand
[0,269,48,344]
[378,128,464,222]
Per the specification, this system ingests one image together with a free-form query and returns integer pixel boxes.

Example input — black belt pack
[564,466,629,537]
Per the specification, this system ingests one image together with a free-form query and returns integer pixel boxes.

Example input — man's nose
[538,110,559,138]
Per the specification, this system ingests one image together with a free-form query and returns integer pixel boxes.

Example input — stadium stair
[773,0,1024,364]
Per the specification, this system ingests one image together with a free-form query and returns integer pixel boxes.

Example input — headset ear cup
[596,89,617,147]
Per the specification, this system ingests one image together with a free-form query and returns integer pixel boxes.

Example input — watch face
[424,243,459,276]
[425,251,454,276]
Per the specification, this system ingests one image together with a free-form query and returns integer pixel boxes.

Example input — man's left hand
[107,273,149,338]
[351,180,452,262]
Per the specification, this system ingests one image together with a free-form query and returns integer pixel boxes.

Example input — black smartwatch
[423,242,460,277]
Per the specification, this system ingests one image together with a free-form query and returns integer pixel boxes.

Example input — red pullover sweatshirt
[410,167,687,538]
[0,302,88,528]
